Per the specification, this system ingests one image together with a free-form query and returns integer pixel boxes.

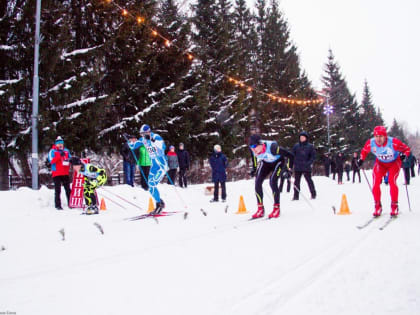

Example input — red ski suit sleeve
[360,137,410,161]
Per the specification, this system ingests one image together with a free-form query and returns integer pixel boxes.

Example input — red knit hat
[373,126,387,137]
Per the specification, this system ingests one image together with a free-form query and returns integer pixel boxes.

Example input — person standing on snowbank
[249,134,294,219]
[292,131,316,200]
[209,144,228,202]
[129,124,168,214]
[166,145,178,185]
[351,152,361,183]
[48,136,72,210]
[177,143,190,188]
[120,135,138,187]
[358,125,410,217]
[70,157,107,215]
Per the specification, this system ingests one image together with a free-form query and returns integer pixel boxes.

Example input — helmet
[70,156,82,166]
[249,134,262,148]
[140,124,151,134]
[373,126,387,137]
[55,136,64,145]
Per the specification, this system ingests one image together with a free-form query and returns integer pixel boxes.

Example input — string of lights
[102,0,323,105]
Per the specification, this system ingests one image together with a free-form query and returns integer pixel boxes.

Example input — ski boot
[252,203,264,219]
[390,201,399,217]
[86,205,99,215]
[151,199,165,215]
[268,204,280,218]
[373,201,382,217]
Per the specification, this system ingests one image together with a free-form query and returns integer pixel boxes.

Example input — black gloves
[400,154,406,161]
[357,159,364,167]
[249,169,256,177]
[145,134,151,140]
[59,150,65,157]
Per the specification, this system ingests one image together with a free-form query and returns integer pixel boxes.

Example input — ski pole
[123,133,149,186]
[402,171,412,212]
[100,186,144,211]
[99,193,127,209]
[164,168,190,213]
[361,168,373,193]
[291,179,315,210]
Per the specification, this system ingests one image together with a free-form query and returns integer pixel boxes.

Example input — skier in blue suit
[129,124,168,214]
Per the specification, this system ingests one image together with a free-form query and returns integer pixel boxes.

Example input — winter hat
[55,136,64,145]
[373,126,387,137]
[214,144,221,152]
[179,142,184,147]
[299,131,309,140]
[169,145,175,150]
[140,124,151,134]
[249,134,262,148]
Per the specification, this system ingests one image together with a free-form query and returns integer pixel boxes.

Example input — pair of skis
[126,211,179,221]
[357,215,398,230]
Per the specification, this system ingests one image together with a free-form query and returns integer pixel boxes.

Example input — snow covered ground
[1,171,420,315]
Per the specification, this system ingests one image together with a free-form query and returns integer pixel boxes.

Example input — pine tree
[321,49,359,154]
[389,119,408,143]
[358,79,384,143]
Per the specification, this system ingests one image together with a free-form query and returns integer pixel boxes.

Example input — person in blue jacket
[129,124,168,214]
[249,134,294,219]
[209,144,228,203]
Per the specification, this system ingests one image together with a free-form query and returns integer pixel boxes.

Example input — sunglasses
[250,144,258,149]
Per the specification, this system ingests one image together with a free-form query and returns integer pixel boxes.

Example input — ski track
[226,225,376,315]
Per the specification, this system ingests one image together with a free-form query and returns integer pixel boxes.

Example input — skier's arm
[392,138,410,156]
[49,150,62,164]
[360,139,371,161]
[277,147,295,169]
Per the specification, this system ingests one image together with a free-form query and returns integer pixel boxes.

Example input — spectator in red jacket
[48,136,72,210]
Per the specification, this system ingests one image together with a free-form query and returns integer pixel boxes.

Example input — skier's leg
[304,172,316,198]
[293,172,303,200]
[53,176,62,209]
[63,175,71,206]
[269,161,282,204]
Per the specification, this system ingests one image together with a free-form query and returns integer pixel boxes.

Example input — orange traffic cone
[147,197,155,213]
[100,197,106,211]
[236,195,249,214]
[337,194,351,215]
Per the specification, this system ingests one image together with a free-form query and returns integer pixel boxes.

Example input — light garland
[103,0,323,105]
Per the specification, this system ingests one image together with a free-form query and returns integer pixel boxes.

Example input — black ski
[126,211,178,221]
[356,217,380,229]
[379,216,398,230]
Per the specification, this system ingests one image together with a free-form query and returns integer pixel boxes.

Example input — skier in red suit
[358,126,410,217]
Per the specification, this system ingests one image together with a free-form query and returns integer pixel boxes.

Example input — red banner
[69,158,90,209]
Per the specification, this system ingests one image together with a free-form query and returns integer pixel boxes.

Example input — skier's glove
[281,169,292,179]
[150,137,155,142]
[249,169,256,177]
[59,150,65,157]
[145,134,151,140]
[400,154,406,161]
[357,159,364,167]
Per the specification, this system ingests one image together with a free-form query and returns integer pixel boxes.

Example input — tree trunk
[0,150,9,190]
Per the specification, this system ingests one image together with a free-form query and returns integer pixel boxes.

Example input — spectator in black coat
[351,152,361,183]
[292,131,316,200]
[331,157,337,180]
[209,144,228,202]
[120,135,138,187]
[323,153,331,177]
[335,152,345,184]
[177,143,190,188]
[344,161,351,181]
